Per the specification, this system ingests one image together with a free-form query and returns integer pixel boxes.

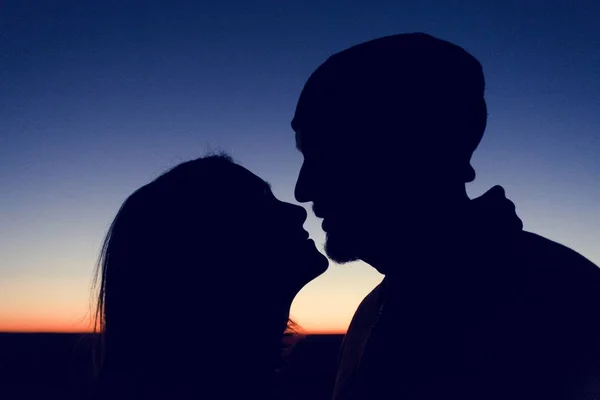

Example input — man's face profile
[295,125,354,263]
[294,120,402,264]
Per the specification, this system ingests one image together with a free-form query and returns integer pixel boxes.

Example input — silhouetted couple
[91,33,600,400]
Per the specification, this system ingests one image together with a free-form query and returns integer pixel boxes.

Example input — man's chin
[324,233,360,264]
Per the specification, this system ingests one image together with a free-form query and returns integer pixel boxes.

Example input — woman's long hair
[90,154,302,398]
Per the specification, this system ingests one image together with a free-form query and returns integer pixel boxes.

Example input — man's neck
[363,196,475,274]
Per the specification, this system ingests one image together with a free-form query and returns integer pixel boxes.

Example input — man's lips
[321,217,332,232]
[312,204,327,219]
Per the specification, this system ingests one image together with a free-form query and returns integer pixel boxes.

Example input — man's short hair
[293,33,487,179]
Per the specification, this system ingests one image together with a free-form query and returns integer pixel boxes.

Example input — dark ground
[0,333,343,400]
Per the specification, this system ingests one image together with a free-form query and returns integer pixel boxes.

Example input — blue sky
[0,0,598,332]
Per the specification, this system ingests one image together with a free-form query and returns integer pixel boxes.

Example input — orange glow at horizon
[0,321,346,335]
[0,311,348,334]
[0,260,383,335]
[0,314,94,333]
[0,307,348,334]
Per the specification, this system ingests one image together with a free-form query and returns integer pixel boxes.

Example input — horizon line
[0,329,347,335]
[0,327,347,336]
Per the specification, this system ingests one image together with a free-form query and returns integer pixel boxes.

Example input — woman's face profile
[223,164,328,293]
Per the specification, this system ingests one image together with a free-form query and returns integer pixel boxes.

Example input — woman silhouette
[91,153,328,399]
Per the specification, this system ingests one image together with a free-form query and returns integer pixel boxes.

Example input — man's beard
[324,230,361,264]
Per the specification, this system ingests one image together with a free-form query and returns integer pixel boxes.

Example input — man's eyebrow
[265,181,273,190]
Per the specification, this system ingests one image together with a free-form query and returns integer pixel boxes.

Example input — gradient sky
[1,1,599,333]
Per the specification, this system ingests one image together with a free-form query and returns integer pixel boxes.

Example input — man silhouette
[292,33,600,400]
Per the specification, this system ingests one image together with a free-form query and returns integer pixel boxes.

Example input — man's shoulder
[515,232,600,397]
[333,280,386,397]
[516,231,598,272]
[513,230,600,301]
[358,281,385,307]
[347,280,385,328]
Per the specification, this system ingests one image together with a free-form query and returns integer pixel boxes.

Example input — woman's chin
[302,242,329,276]
[297,253,329,291]
[315,252,330,274]
[272,239,329,297]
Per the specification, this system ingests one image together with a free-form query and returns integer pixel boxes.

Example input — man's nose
[294,162,312,203]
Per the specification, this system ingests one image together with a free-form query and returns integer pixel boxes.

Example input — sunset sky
[1,1,598,333]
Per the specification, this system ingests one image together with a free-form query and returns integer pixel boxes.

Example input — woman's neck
[244,303,292,374]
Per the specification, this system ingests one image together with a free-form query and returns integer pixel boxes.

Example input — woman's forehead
[226,163,269,190]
